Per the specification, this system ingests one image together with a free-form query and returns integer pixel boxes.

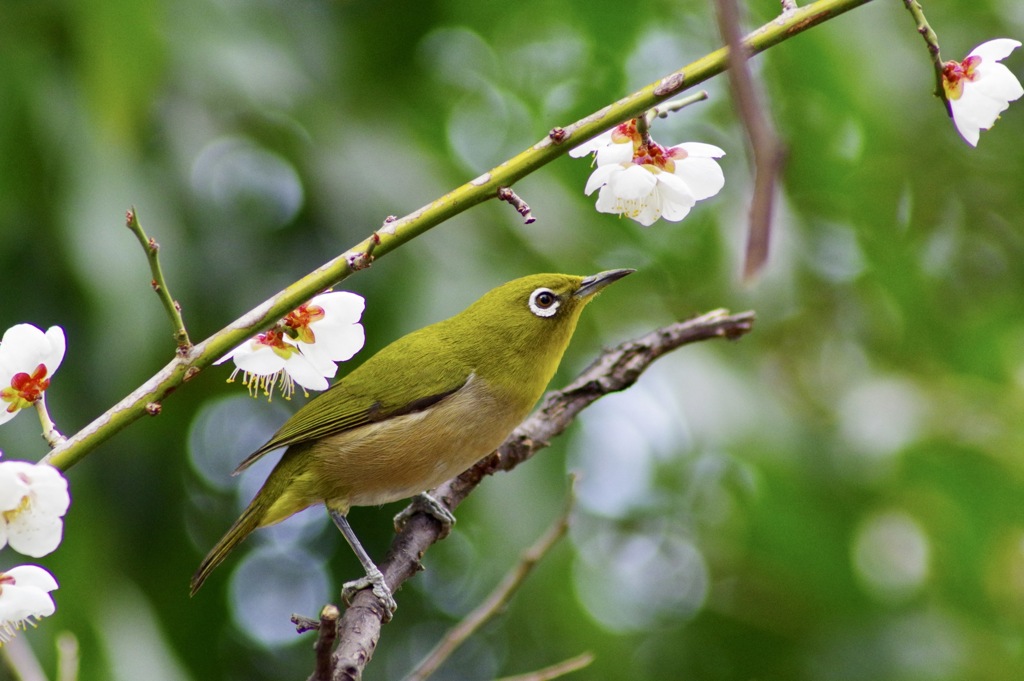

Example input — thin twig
[326,309,756,679]
[780,0,799,11]
[56,633,79,681]
[495,653,596,681]
[291,614,320,633]
[35,395,65,448]
[1,636,48,681]
[306,605,340,681]
[402,477,578,681]
[497,187,536,224]
[901,0,948,115]
[125,207,192,353]
[645,91,710,124]
[715,0,786,283]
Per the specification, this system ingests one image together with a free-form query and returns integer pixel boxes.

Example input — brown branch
[496,653,596,681]
[321,308,756,679]
[715,0,786,283]
[306,605,340,681]
[402,478,577,681]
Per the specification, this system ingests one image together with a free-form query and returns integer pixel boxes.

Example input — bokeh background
[3,0,1024,679]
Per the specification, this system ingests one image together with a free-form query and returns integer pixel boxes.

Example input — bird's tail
[190,493,271,596]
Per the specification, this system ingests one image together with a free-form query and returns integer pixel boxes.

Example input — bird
[190,269,634,615]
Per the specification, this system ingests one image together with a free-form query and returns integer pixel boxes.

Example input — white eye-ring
[529,288,560,318]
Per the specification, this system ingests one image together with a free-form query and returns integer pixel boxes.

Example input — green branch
[125,207,192,352]
[901,0,950,116]
[43,0,875,472]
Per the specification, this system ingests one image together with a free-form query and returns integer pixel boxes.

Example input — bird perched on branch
[191,269,634,616]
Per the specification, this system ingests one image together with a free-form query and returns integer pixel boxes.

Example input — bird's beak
[574,268,635,299]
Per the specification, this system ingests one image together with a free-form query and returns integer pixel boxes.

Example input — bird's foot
[341,564,397,622]
[393,492,456,539]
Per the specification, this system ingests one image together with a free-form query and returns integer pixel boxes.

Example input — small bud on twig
[346,232,381,271]
[496,186,536,224]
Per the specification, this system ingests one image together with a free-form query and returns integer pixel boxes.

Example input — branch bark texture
[325,309,756,679]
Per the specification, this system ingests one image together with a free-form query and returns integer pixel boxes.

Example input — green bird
[190,269,633,613]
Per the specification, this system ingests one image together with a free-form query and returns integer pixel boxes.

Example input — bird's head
[454,269,634,358]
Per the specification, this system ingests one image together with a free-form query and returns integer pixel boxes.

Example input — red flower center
[254,328,300,360]
[283,303,326,344]
[1,364,50,413]
[942,55,981,99]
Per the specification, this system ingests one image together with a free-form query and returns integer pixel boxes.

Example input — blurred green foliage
[2,0,1024,679]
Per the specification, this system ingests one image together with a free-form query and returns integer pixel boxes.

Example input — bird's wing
[232,338,473,473]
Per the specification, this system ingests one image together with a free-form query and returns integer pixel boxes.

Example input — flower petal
[42,327,66,376]
[594,141,634,166]
[630,199,663,226]
[593,185,622,214]
[0,325,64,380]
[5,565,58,593]
[951,92,1014,146]
[659,197,695,222]
[284,355,332,392]
[310,292,366,327]
[301,324,365,364]
[23,465,70,516]
[654,171,696,206]
[0,462,70,557]
[0,465,29,511]
[583,164,620,196]
[298,292,367,363]
[671,142,726,159]
[0,565,58,622]
[609,165,658,201]
[972,62,1024,101]
[968,38,1022,62]
[7,512,63,558]
[227,342,289,375]
[569,130,614,158]
[673,157,725,201]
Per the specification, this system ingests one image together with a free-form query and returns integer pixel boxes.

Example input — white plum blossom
[285,291,366,372]
[572,120,725,226]
[218,327,333,398]
[584,141,725,226]
[0,565,58,643]
[0,325,66,426]
[942,39,1023,146]
[0,461,71,558]
[217,291,365,399]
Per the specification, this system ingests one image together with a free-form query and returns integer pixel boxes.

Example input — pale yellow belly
[296,374,526,512]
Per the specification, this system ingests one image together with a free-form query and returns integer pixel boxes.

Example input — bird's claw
[342,567,397,622]
[393,492,456,538]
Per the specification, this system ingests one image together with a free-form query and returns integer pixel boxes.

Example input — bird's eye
[528,288,560,318]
